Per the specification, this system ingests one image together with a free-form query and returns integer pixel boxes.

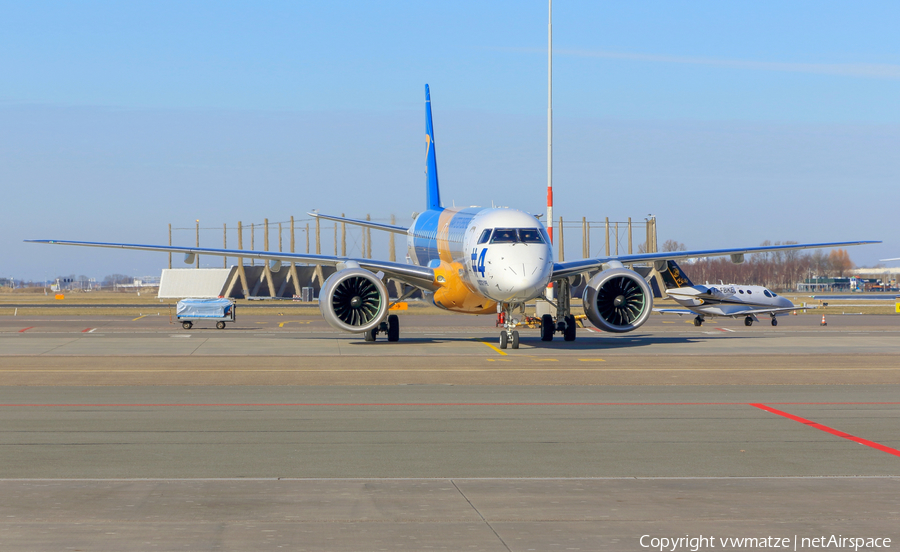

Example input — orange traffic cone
[792,310,797,315]
[820,314,827,326]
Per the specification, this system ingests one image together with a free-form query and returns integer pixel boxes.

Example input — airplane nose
[490,246,552,302]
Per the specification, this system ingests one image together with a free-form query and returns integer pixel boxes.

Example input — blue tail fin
[425,84,443,211]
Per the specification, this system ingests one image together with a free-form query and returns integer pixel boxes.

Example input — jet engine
[582,267,653,333]
[318,267,389,333]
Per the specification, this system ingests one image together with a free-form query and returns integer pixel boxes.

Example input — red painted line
[82,328,92,333]
[752,403,900,458]
[768,402,900,405]
[18,327,34,333]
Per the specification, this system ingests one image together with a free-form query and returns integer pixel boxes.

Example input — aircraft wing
[712,304,811,317]
[551,240,880,280]
[309,212,409,235]
[653,308,695,315]
[25,239,437,291]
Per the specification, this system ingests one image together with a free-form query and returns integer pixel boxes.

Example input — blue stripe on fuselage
[408,207,480,267]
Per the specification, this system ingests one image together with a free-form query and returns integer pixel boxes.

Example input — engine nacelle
[582,267,653,333]
[318,267,389,333]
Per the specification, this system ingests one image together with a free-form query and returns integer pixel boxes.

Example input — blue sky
[2,1,898,279]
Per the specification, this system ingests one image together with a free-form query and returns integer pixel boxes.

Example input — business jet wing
[551,240,880,280]
[309,212,409,235]
[25,239,437,291]
[721,305,812,316]
[653,308,696,315]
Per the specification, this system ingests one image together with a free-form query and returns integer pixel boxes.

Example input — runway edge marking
[751,403,900,458]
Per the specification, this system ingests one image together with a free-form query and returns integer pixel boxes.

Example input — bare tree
[829,249,854,277]
[661,240,686,252]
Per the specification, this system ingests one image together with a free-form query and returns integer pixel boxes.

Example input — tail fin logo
[426,134,431,158]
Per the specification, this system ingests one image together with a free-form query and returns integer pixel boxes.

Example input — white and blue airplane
[654,260,803,327]
[27,85,879,349]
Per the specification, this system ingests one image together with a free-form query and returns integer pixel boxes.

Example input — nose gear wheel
[498,303,520,349]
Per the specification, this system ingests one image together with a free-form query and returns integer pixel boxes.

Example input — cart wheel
[182,321,192,330]
[216,321,226,330]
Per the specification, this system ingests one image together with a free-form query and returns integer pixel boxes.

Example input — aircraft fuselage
[407,207,554,312]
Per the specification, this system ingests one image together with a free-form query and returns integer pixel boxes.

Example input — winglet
[425,84,442,211]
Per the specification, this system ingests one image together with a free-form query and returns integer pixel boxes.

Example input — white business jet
[655,260,804,326]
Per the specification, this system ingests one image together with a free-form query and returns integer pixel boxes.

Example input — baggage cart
[175,298,235,330]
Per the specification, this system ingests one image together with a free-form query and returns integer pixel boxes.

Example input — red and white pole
[546,0,555,302]
[546,0,553,246]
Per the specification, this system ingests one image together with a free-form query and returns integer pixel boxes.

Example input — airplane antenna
[546,0,553,245]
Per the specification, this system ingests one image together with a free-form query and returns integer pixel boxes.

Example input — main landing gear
[540,314,577,342]
[499,303,520,349]
[744,316,753,327]
[364,314,400,342]
[771,317,778,326]
[537,279,577,344]
[693,316,704,327]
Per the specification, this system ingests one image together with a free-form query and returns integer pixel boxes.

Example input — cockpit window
[763,290,772,298]
[489,228,545,244]
[490,228,517,243]
[519,229,544,243]
[771,291,778,297]
[539,227,551,244]
[477,229,492,244]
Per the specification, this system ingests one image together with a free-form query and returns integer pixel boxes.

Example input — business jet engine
[319,267,389,333]
[582,267,653,333]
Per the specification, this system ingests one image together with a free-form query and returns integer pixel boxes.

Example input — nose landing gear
[499,303,520,349]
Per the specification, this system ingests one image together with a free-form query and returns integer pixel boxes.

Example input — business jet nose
[490,245,553,302]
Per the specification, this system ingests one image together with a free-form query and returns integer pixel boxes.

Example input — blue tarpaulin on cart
[176,298,233,318]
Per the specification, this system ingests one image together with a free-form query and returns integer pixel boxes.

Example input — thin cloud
[504,47,900,79]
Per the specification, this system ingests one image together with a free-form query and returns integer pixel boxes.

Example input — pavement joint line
[0,476,897,481]
[450,479,511,551]
[2,367,900,372]
[4,401,900,407]
[752,403,900,458]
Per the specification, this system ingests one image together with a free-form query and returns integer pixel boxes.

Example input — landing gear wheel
[387,314,400,342]
[693,317,703,327]
[511,330,520,349]
[216,321,226,330]
[182,321,192,330]
[563,315,577,342]
[745,316,753,327]
[771,318,778,327]
[540,314,554,341]
[499,331,508,349]
[364,329,376,342]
